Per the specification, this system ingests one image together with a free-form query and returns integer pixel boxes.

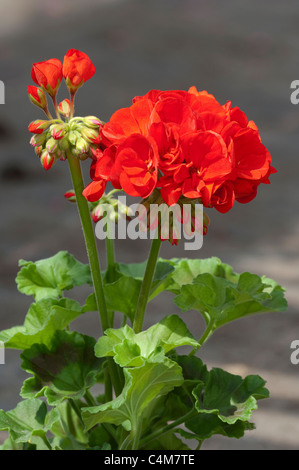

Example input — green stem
[139,408,195,449]
[196,440,203,450]
[44,106,53,120]
[84,389,97,407]
[119,434,132,450]
[133,238,162,333]
[189,319,216,357]
[66,150,110,332]
[66,151,122,397]
[104,367,113,402]
[70,91,76,119]
[105,222,116,324]
[52,95,61,120]
[106,235,115,272]
[131,420,142,450]
[69,399,84,426]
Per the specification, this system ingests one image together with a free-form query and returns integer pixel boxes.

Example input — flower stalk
[133,237,162,333]
[66,149,123,397]
[66,149,109,331]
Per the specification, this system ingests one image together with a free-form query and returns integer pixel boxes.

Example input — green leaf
[20,330,103,405]
[101,259,175,320]
[165,356,268,443]
[0,435,24,450]
[47,401,90,450]
[193,368,269,424]
[16,250,91,301]
[116,259,174,297]
[95,315,199,366]
[94,325,135,358]
[88,425,113,450]
[174,270,287,329]
[82,356,183,431]
[103,276,141,321]
[0,399,49,445]
[0,297,87,350]
[143,430,190,450]
[177,416,255,442]
[166,257,239,294]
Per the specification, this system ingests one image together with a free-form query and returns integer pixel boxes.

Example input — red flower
[84,86,275,219]
[31,58,63,97]
[84,134,158,201]
[63,49,96,93]
[83,178,107,203]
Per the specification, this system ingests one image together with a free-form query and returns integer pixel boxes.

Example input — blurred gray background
[0,0,298,449]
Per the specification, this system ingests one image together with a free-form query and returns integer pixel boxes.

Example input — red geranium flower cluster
[83,87,275,214]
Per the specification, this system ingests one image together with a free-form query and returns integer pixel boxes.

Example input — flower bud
[50,123,67,140]
[81,127,101,145]
[34,146,43,157]
[59,137,71,152]
[28,119,51,134]
[46,136,59,153]
[91,204,105,222]
[58,99,71,118]
[83,116,103,128]
[63,49,95,94]
[76,137,89,154]
[67,130,79,146]
[27,86,48,110]
[64,190,76,202]
[90,194,133,224]
[31,58,63,98]
[40,150,56,171]
[30,132,47,147]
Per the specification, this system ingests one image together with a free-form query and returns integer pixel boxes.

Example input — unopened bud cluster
[28,49,100,171]
[65,189,133,224]
[29,115,103,171]
[90,193,133,224]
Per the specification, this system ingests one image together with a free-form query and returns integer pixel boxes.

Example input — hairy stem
[67,150,110,331]
[133,237,162,333]
[66,151,122,396]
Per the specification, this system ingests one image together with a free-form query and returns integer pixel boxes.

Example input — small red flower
[83,178,107,203]
[63,49,96,93]
[31,58,63,97]
[84,134,159,202]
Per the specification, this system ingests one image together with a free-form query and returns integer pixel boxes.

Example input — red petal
[82,180,107,202]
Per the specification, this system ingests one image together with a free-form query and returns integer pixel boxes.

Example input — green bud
[68,130,78,146]
[76,137,89,154]
[46,137,58,153]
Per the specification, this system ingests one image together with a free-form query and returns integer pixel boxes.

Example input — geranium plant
[0,50,287,451]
